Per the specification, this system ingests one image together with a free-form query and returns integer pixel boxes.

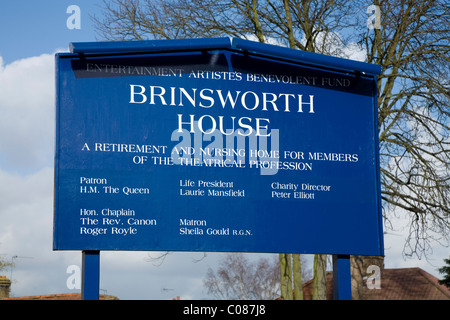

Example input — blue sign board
[54,38,383,255]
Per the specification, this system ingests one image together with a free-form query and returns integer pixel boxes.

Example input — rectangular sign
[54,38,383,255]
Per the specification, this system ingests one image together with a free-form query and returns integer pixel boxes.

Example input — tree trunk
[292,253,303,300]
[279,253,293,300]
[312,254,327,300]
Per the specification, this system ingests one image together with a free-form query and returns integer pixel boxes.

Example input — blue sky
[0,1,99,64]
[0,1,448,300]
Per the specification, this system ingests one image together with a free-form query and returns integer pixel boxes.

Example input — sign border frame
[54,37,384,256]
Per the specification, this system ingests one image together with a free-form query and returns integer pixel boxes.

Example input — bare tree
[278,253,293,300]
[93,0,355,51]
[279,253,308,300]
[312,254,327,300]
[94,0,449,291]
[204,253,281,300]
[0,256,13,274]
[358,0,450,258]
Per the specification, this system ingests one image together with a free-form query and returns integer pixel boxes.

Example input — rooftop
[3,293,118,300]
[302,267,450,300]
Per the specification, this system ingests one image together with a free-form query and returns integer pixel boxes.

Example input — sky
[0,1,448,300]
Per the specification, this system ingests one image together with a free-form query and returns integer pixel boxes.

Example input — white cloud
[307,31,366,62]
[0,53,55,173]
[0,166,74,297]
[244,32,367,63]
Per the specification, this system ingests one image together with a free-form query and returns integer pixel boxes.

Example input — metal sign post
[332,255,352,300]
[81,250,100,300]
